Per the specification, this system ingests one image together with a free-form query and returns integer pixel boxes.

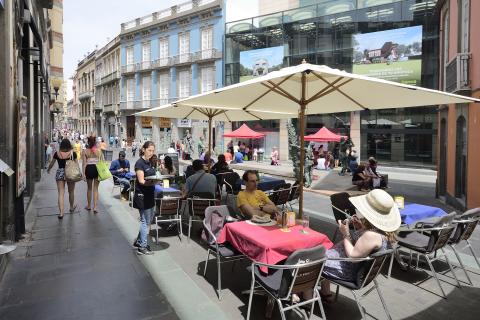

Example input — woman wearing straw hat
[319,189,401,301]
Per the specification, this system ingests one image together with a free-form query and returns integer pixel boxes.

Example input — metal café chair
[447,208,480,285]
[394,213,459,298]
[154,197,182,243]
[247,245,327,320]
[267,183,291,211]
[202,205,245,300]
[286,182,300,211]
[186,194,217,243]
[322,249,394,320]
[330,192,357,241]
[111,175,123,195]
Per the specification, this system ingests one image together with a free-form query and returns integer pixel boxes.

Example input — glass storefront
[225,0,439,166]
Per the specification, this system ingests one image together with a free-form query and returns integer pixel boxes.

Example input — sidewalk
[0,172,178,320]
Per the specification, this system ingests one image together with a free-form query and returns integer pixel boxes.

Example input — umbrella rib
[243,76,294,110]
[245,110,263,120]
[266,80,300,103]
[306,77,345,104]
[307,78,354,104]
[260,83,299,104]
[184,108,197,119]
[312,73,368,110]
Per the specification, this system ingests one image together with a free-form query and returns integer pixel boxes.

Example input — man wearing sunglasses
[110,151,131,200]
[237,170,279,218]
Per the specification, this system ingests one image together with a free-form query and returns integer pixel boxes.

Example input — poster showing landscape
[239,46,284,82]
[352,26,423,86]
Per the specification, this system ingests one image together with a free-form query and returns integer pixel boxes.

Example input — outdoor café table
[400,203,447,225]
[217,221,334,273]
[237,176,286,192]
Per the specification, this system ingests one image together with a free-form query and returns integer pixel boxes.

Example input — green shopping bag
[96,154,112,181]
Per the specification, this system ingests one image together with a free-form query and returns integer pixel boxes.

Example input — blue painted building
[119,0,224,153]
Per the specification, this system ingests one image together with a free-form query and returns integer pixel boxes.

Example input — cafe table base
[217,221,333,273]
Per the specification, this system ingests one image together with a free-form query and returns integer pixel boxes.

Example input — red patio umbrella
[304,127,347,142]
[223,123,265,139]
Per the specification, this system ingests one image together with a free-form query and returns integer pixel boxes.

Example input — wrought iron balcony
[445,53,471,94]
[193,48,222,62]
[173,53,193,65]
[152,57,172,69]
[103,104,114,113]
[79,90,94,101]
[100,71,120,85]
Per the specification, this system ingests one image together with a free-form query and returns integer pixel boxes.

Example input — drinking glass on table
[301,214,309,234]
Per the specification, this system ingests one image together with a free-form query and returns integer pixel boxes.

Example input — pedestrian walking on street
[82,136,101,213]
[46,138,78,219]
[132,139,138,157]
[133,141,157,255]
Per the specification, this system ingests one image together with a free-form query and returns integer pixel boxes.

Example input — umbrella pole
[207,116,212,173]
[298,72,307,219]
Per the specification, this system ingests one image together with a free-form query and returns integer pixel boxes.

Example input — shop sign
[141,116,152,128]
[177,119,192,128]
[159,117,171,128]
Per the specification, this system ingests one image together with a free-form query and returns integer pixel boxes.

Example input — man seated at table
[183,159,217,199]
[109,151,131,200]
[237,170,279,219]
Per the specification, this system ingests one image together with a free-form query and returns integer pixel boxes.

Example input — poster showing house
[239,46,284,82]
[352,26,423,86]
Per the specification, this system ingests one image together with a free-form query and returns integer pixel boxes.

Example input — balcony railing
[103,104,114,113]
[173,53,193,65]
[79,90,94,101]
[139,61,152,71]
[445,53,471,93]
[121,64,136,74]
[193,48,222,62]
[152,57,172,69]
[121,0,220,32]
[100,71,120,85]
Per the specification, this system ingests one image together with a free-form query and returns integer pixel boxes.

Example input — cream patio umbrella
[135,103,296,169]
[161,61,479,217]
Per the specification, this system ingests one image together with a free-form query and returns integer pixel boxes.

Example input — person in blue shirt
[234,151,244,163]
[109,150,131,199]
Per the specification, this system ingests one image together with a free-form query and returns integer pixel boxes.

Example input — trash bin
[103,150,113,161]
[257,152,264,162]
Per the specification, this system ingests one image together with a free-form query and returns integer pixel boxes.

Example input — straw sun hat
[349,189,401,232]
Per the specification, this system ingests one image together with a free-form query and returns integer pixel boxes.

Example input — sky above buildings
[64,0,185,98]
[63,0,260,99]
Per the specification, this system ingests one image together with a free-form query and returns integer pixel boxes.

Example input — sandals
[93,208,98,214]
[69,205,77,214]
[58,214,64,220]
[84,206,91,211]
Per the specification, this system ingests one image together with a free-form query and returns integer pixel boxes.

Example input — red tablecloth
[217,221,334,272]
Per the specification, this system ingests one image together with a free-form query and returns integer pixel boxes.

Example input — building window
[178,32,190,63]
[159,37,169,59]
[178,70,190,98]
[127,78,135,101]
[126,46,134,65]
[200,66,215,93]
[201,27,213,59]
[158,72,169,104]
[142,41,151,62]
[459,0,470,53]
[142,75,151,101]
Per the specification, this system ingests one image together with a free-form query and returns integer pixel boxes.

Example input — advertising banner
[239,46,284,82]
[17,97,27,196]
[352,26,423,86]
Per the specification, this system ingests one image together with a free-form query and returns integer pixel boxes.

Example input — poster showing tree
[239,46,284,82]
[352,26,423,86]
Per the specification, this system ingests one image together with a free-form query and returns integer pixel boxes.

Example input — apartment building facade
[74,51,97,136]
[94,36,121,141]
[119,0,224,154]
[436,0,479,210]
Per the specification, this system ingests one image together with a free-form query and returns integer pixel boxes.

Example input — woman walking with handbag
[133,141,157,255]
[47,139,78,219]
[82,136,101,213]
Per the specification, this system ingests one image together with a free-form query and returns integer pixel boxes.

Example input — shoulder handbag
[65,152,82,182]
[96,150,112,181]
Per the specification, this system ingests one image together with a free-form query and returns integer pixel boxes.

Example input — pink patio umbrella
[304,127,347,142]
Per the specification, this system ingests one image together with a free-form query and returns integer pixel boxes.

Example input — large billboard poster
[352,26,423,86]
[239,46,284,82]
